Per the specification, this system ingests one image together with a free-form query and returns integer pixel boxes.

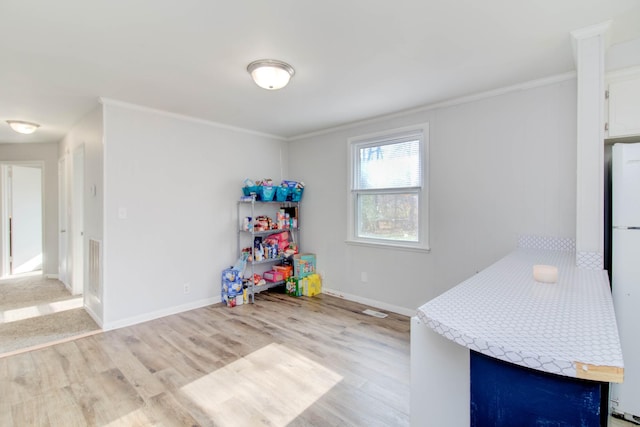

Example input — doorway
[1,164,44,277]
[58,147,85,296]
[71,145,84,295]
[58,156,69,287]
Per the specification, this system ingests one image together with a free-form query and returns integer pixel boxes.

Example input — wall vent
[88,239,102,301]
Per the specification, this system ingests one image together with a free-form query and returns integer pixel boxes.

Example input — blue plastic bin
[260,186,276,201]
[289,187,304,202]
[242,186,259,197]
[275,186,289,202]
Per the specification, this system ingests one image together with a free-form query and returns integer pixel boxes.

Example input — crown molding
[288,71,576,141]
[99,97,286,141]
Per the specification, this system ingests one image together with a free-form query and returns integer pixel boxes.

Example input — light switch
[118,207,127,219]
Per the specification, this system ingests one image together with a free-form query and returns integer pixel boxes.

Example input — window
[348,124,429,250]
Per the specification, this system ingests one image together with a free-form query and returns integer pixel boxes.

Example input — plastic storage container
[242,186,259,197]
[260,186,276,201]
[289,187,304,201]
[276,186,289,202]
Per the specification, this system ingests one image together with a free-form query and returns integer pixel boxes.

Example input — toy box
[286,277,301,297]
[293,253,316,278]
[299,273,322,297]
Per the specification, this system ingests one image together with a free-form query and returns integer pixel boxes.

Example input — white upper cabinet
[608,69,640,138]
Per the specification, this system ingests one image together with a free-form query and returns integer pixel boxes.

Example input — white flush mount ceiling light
[247,59,295,90]
[6,120,40,135]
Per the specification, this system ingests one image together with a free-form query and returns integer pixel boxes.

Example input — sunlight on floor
[12,253,43,275]
[103,408,152,426]
[180,342,343,426]
[0,297,83,324]
[0,269,43,281]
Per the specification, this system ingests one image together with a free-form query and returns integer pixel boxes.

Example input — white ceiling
[1,0,639,144]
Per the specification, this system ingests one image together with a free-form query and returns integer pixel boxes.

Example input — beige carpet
[0,273,101,357]
[0,308,100,355]
[0,274,74,310]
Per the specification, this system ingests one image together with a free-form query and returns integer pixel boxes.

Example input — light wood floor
[0,292,410,426]
[610,415,640,427]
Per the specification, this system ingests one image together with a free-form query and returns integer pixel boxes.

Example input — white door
[58,157,70,287]
[9,165,43,275]
[72,146,84,295]
[612,143,640,227]
[611,142,640,418]
[611,228,640,418]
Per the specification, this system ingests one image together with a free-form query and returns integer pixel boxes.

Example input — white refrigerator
[611,142,640,421]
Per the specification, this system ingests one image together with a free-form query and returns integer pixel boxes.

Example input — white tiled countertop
[417,248,624,382]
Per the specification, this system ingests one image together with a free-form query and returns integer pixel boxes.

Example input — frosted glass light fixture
[7,120,40,134]
[247,59,295,90]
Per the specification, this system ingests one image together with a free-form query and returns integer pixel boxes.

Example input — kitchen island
[411,242,623,426]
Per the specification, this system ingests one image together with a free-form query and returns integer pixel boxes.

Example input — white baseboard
[102,296,221,331]
[44,274,59,279]
[322,287,416,317]
[98,290,414,331]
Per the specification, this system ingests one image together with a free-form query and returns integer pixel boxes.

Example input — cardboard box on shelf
[273,265,293,279]
[300,273,322,297]
[263,270,284,283]
[293,253,316,278]
[286,277,301,297]
[221,267,243,306]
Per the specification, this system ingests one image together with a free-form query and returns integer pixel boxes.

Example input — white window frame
[347,123,430,251]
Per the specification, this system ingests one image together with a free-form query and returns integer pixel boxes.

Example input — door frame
[0,161,46,278]
[71,145,85,295]
[58,156,70,287]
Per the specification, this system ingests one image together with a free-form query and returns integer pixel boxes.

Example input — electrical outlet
[361,272,368,283]
[183,282,190,294]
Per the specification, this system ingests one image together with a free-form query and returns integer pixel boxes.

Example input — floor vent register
[362,309,388,318]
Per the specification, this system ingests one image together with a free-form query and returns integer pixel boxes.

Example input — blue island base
[471,351,606,427]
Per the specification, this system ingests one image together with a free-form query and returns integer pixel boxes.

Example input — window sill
[345,239,431,253]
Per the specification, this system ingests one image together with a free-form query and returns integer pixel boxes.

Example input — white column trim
[571,22,610,269]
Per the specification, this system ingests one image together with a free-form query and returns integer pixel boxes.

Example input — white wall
[0,143,58,276]
[289,79,577,312]
[59,106,104,320]
[102,102,288,329]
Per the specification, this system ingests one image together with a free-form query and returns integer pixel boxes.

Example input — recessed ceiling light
[247,59,295,90]
[6,120,40,135]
